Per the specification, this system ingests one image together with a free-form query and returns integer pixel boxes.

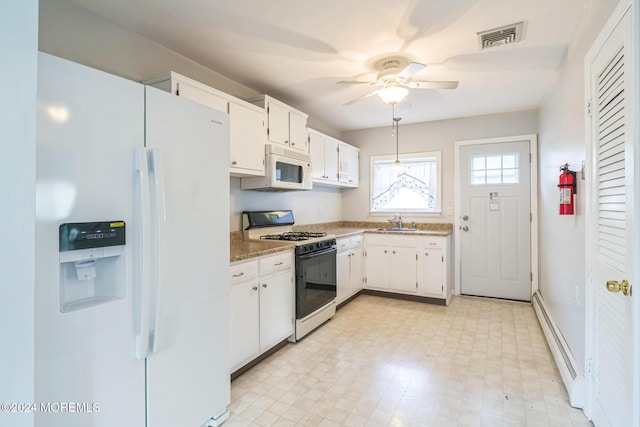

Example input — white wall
[39,0,345,233]
[537,0,620,375]
[0,1,38,426]
[38,0,258,99]
[230,178,342,231]
[341,110,539,222]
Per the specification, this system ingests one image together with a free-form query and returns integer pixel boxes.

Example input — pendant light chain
[392,104,402,168]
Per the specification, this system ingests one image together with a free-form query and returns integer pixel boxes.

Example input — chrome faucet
[388,214,403,229]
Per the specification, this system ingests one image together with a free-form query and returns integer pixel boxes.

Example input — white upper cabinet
[309,130,326,180]
[308,128,358,188]
[144,72,266,177]
[174,78,229,112]
[338,143,359,187]
[248,95,309,153]
[228,101,266,176]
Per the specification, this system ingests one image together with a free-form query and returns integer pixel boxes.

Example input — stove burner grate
[260,231,328,241]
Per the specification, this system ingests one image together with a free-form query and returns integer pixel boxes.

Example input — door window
[471,153,519,185]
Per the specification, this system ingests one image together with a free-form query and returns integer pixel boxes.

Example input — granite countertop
[230,221,454,262]
[297,221,453,238]
[230,239,294,263]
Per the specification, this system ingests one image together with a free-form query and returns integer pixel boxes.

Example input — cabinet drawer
[337,237,350,252]
[350,234,363,247]
[365,234,388,246]
[423,237,443,249]
[230,261,258,284]
[259,252,292,275]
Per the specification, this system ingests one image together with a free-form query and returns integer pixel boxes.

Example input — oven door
[295,246,337,319]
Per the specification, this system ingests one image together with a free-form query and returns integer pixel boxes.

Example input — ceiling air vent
[477,22,523,49]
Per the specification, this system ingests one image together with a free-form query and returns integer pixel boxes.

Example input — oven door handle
[297,246,337,260]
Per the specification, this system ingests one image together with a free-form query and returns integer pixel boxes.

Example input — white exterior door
[459,139,532,301]
[586,3,638,426]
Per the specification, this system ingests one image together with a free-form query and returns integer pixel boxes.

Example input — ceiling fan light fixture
[378,86,408,104]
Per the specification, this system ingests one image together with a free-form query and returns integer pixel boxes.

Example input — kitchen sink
[375,227,418,232]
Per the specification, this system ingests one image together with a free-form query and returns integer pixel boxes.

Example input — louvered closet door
[589,6,635,427]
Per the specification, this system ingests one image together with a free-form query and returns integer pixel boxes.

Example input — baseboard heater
[531,292,584,408]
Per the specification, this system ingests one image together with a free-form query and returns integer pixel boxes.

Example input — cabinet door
[309,132,326,179]
[266,101,289,146]
[423,249,444,297]
[339,144,359,186]
[390,247,418,294]
[259,271,293,350]
[336,250,351,304]
[230,280,260,369]
[229,102,266,175]
[288,112,308,153]
[176,79,228,112]
[324,137,339,183]
[365,246,389,289]
[349,247,364,295]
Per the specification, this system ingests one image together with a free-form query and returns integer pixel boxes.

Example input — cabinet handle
[232,272,244,278]
[252,286,258,291]
[392,250,396,254]
[291,142,296,146]
[384,250,387,254]
[285,140,289,144]
[425,253,429,256]
[262,283,268,288]
[274,262,284,266]
[231,160,237,166]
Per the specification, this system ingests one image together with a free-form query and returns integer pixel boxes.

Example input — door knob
[462,215,469,221]
[462,226,469,232]
[606,280,631,296]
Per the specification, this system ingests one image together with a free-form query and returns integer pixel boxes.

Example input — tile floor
[226,295,592,427]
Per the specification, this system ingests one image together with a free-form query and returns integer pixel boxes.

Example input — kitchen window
[370,151,441,213]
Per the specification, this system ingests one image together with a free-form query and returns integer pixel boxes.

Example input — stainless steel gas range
[242,210,337,341]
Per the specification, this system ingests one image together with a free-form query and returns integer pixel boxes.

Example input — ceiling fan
[339,58,458,106]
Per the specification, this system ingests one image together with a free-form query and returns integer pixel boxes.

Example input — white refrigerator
[35,53,230,427]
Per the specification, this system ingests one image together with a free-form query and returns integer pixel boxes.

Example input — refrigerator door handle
[148,149,167,354]
[133,147,152,360]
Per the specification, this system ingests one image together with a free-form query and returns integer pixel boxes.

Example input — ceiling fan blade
[406,80,459,90]
[397,62,427,80]
[336,80,376,85]
[343,90,379,106]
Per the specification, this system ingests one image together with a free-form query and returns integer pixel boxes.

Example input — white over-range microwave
[241,143,313,191]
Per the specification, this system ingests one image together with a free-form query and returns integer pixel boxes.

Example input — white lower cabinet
[336,234,364,305]
[230,251,294,372]
[390,245,418,294]
[258,270,294,350]
[365,233,452,303]
[364,244,390,290]
[230,280,260,368]
[418,236,452,301]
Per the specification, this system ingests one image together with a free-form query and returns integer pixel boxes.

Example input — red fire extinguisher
[558,164,576,215]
